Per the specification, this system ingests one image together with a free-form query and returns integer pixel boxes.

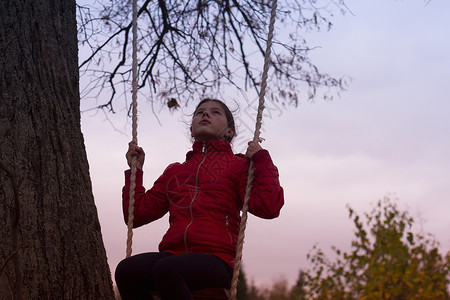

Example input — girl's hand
[245,141,263,158]
[126,141,145,169]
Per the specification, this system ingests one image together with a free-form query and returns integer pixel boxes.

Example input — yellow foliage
[297,197,450,300]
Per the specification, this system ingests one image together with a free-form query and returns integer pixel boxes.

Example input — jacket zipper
[183,141,207,253]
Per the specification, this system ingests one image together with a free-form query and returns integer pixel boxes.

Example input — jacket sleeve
[240,150,284,219]
[122,166,172,228]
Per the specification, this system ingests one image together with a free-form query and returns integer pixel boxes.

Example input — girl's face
[191,101,234,141]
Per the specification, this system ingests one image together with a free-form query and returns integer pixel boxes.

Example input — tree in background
[77,0,349,113]
[237,263,249,300]
[246,283,266,300]
[290,270,307,299]
[266,276,291,300]
[0,0,114,298]
[299,197,450,299]
[248,276,296,300]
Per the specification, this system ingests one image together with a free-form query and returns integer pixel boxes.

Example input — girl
[115,99,284,299]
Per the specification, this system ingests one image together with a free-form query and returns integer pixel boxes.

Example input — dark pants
[115,252,233,300]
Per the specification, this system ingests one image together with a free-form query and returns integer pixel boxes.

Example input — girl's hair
[193,98,236,142]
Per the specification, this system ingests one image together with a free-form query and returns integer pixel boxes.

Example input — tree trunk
[0,0,114,299]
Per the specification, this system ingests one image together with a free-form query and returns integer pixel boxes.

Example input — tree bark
[0,0,114,299]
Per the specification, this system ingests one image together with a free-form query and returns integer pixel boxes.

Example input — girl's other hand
[245,141,263,158]
[126,141,145,169]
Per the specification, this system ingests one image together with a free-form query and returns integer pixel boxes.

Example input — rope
[229,0,278,299]
[126,0,139,259]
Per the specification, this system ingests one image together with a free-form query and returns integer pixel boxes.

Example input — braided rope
[126,0,139,258]
[229,0,278,298]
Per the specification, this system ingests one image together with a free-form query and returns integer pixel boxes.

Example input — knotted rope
[229,0,278,299]
[126,0,139,258]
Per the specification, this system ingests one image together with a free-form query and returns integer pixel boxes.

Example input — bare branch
[77,0,349,114]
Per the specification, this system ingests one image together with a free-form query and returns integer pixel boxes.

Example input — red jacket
[122,140,284,268]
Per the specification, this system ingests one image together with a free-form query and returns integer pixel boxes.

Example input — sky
[80,0,450,288]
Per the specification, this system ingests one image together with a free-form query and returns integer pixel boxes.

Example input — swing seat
[149,288,230,300]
